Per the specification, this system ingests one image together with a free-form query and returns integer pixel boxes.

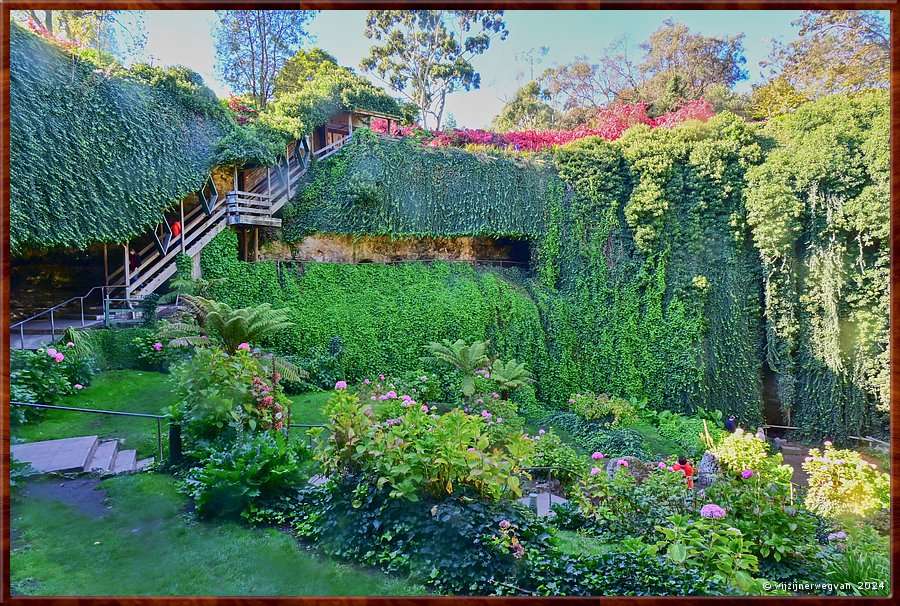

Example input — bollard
[528,492,539,515]
[168,423,183,465]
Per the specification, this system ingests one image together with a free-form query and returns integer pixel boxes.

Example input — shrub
[712,429,792,483]
[314,390,534,501]
[10,345,95,407]
[183,431,308,519]
[820,526,889,596]
[169,346,290,447]
[568,392,638,428]
[530,429,586,489]
[590,429,648,460]
[293,475,551,594]
[802,443,890,520]
[657,413,718,459]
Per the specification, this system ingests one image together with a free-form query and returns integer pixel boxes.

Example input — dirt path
[18,478,112,519]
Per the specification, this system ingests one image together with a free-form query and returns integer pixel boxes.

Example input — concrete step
[516,492,569,517]
[111,449,137,474]
[135,457,155,472]
[87,440,119,473]
[11,436,99,473]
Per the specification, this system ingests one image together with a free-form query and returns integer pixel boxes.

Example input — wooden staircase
[10,133,354,350]
[111,133,351,299]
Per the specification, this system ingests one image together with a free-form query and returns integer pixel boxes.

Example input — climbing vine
[201,231,547,381]
[9,23,236,252]
[745,91,889,440]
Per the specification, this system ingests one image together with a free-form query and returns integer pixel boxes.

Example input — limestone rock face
[696,451,720,488]
[259,234,526,264]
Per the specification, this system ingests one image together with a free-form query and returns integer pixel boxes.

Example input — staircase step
[10,436,99,473]
[87,440,119,473]
[111,449,137,474]
[134,458,155,472]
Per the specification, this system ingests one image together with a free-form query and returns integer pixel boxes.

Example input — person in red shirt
[672,455,695,489]
[171,220,182,238]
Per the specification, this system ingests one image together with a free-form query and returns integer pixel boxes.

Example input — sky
[136,10,888,129]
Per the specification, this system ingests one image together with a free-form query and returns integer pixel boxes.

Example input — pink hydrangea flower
[379,374,386,381]
[237,343,251,351]
[47,348,58,356]
[590,467,601,475]
[484,374,490,379]
[481,410,492,418]
[700,504,727,519]
[74,384,83,390]
[153,342,163,351]
[538,429,545,435]
[468,447,476,452]
[334,381,348,390]
[658,461,666,469]
[65,342,75,348]
[420,375,428,381]
[476,398,484,404]
[499,520,511,529]
[492,393,500,399]
[421,405,429,413]
[54,353,65,363]
[741,469,754,479]
[592,452,603,460]
[568,398,575,404]
[497,417,502,423]
[617,459,629,467]
[364,378,371,385]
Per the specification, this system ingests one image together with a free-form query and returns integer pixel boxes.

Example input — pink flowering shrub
[11,345,95,407]
[370,99,714,152]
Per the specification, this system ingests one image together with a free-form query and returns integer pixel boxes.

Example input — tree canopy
[214,10,318,108]
[360,10,508,130]
[762,10,889,98]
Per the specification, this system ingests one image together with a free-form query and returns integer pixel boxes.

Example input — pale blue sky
[137,10,889,128]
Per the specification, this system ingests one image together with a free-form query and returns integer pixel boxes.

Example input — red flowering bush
[23,17,79,51]
[227,95,260,126]
[370,99,715,152]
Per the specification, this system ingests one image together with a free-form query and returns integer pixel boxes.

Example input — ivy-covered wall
[10,23,401,254]
[10,23,232,252]
[201,230,547,379]
[273,99,888,438]
[282,129,554,242]
[745,91,889,440]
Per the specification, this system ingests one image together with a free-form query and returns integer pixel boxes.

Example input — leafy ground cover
[10,473,427,596]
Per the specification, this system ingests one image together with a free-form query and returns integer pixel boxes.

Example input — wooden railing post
[124,244,132,299]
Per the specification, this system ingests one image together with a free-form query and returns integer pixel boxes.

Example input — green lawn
[13,371,180,458]
[289,390,333,426]
[11,474,428,596]
[13,371,334,458]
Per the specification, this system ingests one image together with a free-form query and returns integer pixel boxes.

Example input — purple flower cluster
[700,504,727,519]
[741,469,754,479]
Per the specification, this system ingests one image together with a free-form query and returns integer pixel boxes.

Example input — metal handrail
[11,284,128,349]
[11,285,121,329]
[10,401,165,461]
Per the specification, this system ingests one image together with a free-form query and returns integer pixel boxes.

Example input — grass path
[11,474,428,596]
